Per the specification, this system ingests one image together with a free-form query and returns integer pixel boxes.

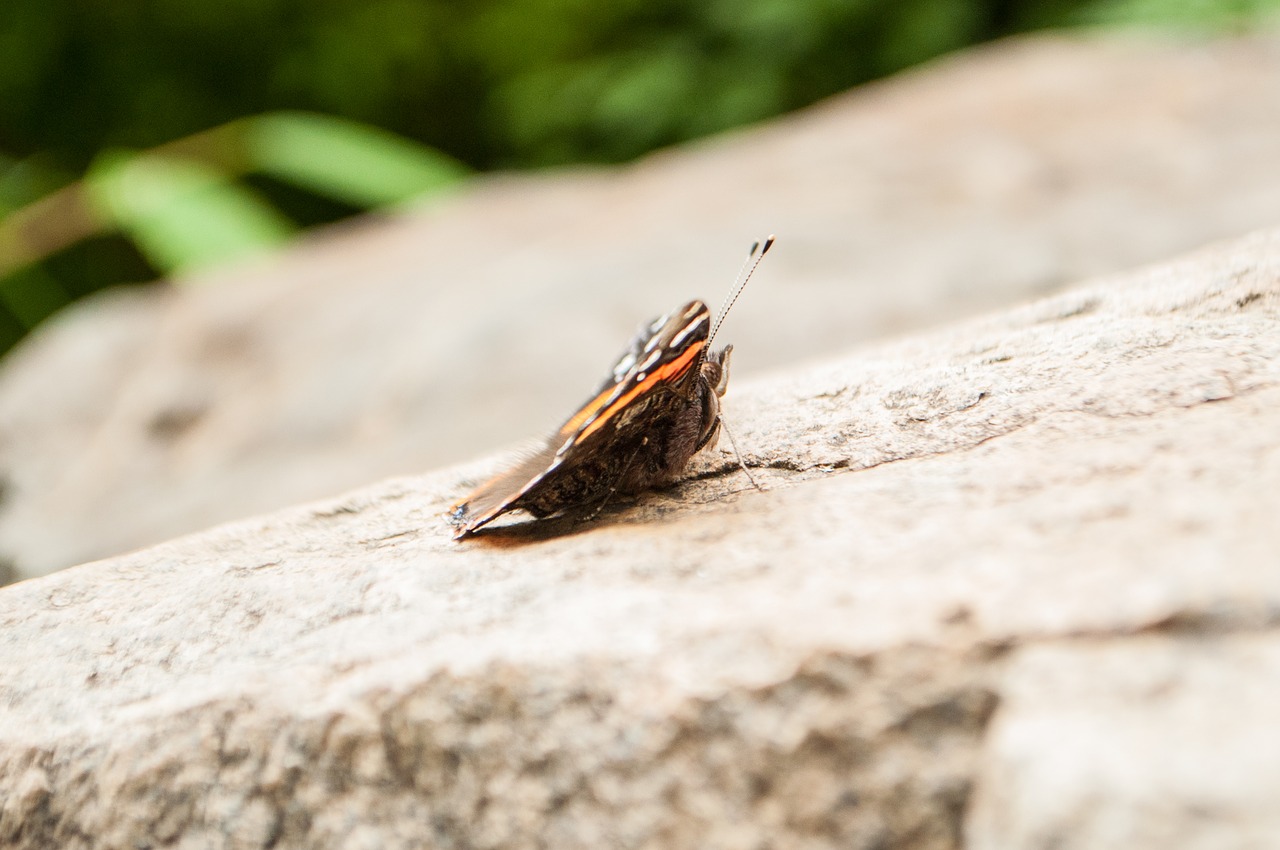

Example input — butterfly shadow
[454,475,759,549]
[454,504,632,548]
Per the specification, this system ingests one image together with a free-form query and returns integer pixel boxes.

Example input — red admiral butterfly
[449,235,774,539]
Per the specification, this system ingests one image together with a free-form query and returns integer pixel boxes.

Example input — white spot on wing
[613,351,637,379]
[668,313,708,349]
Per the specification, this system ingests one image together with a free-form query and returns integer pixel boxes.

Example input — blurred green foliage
[0,0,1277,355]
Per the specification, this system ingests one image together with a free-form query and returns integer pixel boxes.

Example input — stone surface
[4,33,1280,578]
[1,226,1277,848]
[969,638,1280,850]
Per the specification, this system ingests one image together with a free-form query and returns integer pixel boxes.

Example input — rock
[969,638,1280,850]
[4,33,1280,579]
[1,225,1277,848]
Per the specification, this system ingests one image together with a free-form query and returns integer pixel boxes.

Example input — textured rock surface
[4,33,1280,578]
[1,227,1277,848]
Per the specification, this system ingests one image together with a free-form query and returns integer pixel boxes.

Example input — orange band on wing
[559,382,622,437]
[575,340,704,443]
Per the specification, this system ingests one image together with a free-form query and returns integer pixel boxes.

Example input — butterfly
[449,235,774,539]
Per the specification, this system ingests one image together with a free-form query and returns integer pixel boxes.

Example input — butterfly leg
[698,345,762,492]
[717,415,764,492]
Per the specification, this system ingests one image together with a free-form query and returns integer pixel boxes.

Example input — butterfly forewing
[450,301,713,538]
[563,302,708,447]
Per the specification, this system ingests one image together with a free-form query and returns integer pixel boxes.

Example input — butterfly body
[449,300,731,539]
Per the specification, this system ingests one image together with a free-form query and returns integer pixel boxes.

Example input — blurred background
[3,0,1277,358]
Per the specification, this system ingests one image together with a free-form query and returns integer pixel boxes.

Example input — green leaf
[244,112,470,208]
[0,264,71,329]
[85,151,295,277]
[1076,0,1280,28]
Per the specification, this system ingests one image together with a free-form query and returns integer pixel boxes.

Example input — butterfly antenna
[708,234,774,348]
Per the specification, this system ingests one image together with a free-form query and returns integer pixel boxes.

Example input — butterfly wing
[554,301,709,451]
[450,300,711,538]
